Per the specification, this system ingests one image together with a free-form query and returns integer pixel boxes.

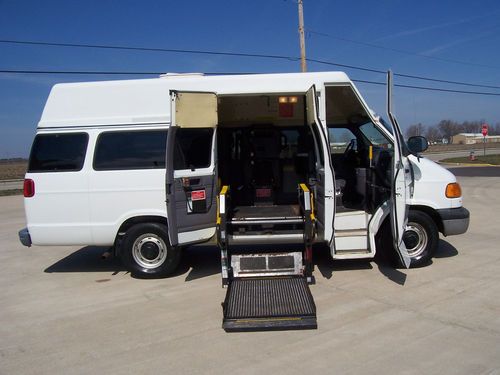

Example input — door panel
[306,86,335,243]
[166,91,218,246]
[170,174,217,233]
[387,72,411,268]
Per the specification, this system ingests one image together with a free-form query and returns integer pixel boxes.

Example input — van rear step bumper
[222,276,317,332]
[18,228,32,247]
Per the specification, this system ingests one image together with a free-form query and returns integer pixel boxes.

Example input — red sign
[482,124,488,136]
[191,190,206,201]
[255,188,272,198]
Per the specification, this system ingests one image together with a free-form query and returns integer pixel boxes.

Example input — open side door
[305,85,335,245]
[166,91,218,246]
[387,72,411,268]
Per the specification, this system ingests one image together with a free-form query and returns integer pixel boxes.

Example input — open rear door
[387,72,411,268]
[305,85,335,245]
[166,91,218,246]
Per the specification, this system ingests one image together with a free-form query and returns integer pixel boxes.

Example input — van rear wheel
[120,223,180,278]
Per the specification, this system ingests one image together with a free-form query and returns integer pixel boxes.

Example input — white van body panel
[39,79,172,128]
[24,168,92,245]
[85,126,168,245]
[23,71,466,257]
[24,129,93,245]
[38,72,350,129]
[409,155,462,209]
[25,125,169,246]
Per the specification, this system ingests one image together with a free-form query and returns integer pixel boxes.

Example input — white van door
[388,90,412,268]
[166,91,218,246]
[306,85,335,243]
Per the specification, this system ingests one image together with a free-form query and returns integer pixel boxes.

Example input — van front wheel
[403,210,439,268]
[120,223,180,278]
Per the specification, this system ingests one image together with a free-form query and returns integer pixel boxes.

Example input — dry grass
[441,154,500,165]
[0,161,27,180]
[426,142,500,153]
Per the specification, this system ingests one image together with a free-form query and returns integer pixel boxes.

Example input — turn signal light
[23,179,35,198]
[445,183,461,198]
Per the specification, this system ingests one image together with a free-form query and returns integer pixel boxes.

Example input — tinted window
[28,133,88,172]
[174,128,214,170]
[94,130,167,170]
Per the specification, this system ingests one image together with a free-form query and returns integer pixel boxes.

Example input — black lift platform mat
[222,277,317,332]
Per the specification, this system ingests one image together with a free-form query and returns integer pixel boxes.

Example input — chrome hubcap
[403,222,428,258]
[132,234,167,269]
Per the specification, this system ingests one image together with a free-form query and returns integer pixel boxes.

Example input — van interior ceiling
[217,94,316,216]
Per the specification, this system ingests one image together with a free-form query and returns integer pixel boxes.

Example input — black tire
[375,210,439,268]
[403,210,439,268]
[120,223,181,278]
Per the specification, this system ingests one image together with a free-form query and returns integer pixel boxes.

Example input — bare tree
[494,123,500,136]
[438,120,460,143]
[406,123,425,138]
[425,126,442,143]
[461,121,481,134]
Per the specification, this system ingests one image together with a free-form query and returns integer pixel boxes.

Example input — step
[230,217,303,225]
[231,252,302,277]
[229,232,304,245]
[222,277,317,332]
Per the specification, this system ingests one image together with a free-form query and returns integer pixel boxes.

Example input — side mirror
[407,136,429,154]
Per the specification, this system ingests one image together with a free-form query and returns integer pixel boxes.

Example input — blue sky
[1,0,499,157]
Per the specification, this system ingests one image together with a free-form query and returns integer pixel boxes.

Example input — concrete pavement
[1,176,500,374]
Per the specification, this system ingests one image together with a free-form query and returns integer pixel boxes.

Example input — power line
[307,30,500,71]
[394,72,500,90]
[0,69,161,75]
[0,69,253,76]
[2,68,500,96]
[1,38,499,90]
[352,79,500,96]
[306,57,500,90]
[0,39,298,61]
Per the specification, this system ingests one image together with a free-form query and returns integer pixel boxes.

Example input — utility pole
[298,0,307,72]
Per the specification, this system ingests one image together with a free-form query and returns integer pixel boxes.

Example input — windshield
[359,121,392,149]
[378,117,394,135]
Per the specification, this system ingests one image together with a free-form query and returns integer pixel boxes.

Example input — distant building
[452,133,500,145]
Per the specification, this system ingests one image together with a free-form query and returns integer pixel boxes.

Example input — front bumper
[437,207,470,236]
[19,227,32,247]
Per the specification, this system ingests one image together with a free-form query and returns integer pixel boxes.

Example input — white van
[19,72,469,279]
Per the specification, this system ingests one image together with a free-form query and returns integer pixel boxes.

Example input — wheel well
[374,205,442,261]
[409,205,443,233]
[114,216,168,255]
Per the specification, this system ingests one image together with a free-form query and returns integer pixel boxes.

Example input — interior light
[278,96,288,104]
[289,96,298,103]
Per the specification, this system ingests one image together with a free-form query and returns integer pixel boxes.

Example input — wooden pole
[298,0,307,72]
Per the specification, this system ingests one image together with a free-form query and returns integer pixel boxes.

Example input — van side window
[173,128,214,170]
[93,130,167,170]
[28,133,88,172]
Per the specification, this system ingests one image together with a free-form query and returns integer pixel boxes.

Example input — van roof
[38,71,351,128]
